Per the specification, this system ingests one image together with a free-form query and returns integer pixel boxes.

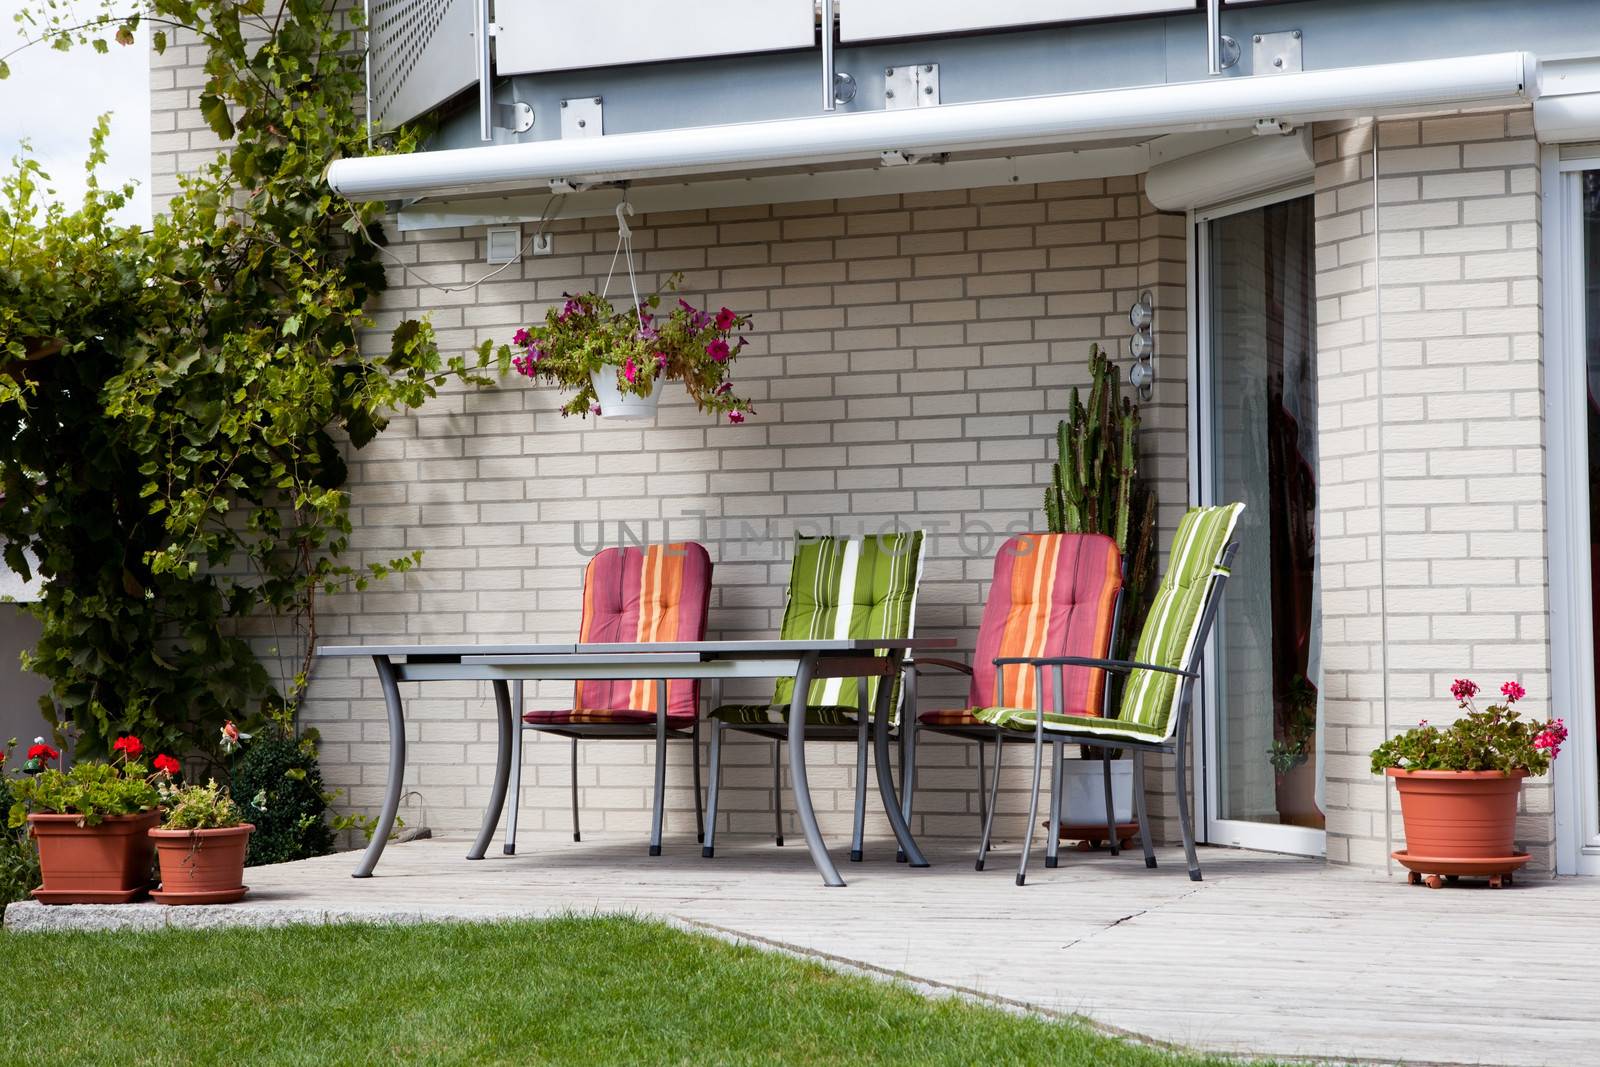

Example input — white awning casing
[328,52,1538,203]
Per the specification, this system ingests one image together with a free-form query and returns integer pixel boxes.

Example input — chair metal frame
[978,539,1239,885]
[899,555,1128,869]
[702,676,912,864]
[503,677,705,857]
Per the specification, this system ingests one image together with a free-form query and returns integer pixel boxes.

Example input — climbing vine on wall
[0,1,509,757]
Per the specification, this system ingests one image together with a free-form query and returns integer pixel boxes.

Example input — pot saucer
[33,885,150,905]
[1391,849,1530,877]
[150,885,248,905]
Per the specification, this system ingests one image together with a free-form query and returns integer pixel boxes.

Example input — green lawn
[0,916,1261,1066]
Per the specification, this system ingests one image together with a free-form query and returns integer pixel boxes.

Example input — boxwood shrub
[233,738,335,867]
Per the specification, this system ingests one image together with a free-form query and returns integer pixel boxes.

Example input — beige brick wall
[299,181,1191,846]
[1312,109,1553,870]
[150,28,1561,866]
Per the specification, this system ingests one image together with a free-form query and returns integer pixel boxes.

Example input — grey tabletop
[318,637,956,660]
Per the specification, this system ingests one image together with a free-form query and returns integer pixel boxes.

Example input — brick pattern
[1312,110,1552,869]
[149,28,1560,866]
[290,182,1191,845]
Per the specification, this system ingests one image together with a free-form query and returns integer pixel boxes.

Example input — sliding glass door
[1579,170,1600,873]
[1196,191,1325,856]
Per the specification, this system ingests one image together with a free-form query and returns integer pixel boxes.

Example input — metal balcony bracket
[1252,31,1303,75]
[885,64,940,110]
[561,97,604,139]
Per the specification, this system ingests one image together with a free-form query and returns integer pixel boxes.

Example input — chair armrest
[906,657,974,677]
[991,655,1198,680]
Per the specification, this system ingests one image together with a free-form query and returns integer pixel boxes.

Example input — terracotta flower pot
[1386,768,1531,887]
[28,810,160,904]
[149,824,255,905]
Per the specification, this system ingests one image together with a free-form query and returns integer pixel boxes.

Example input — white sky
[0,14,151,228]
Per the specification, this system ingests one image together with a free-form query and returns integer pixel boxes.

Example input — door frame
[1188,183,1328,858]
[1542,147,1600,876]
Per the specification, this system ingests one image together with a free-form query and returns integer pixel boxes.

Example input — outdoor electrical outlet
[531,233,554,256]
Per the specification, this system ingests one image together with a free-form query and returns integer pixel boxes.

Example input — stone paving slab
[8,833,1597,1067]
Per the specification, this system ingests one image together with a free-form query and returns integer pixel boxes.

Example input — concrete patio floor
[7,833,1596,1067]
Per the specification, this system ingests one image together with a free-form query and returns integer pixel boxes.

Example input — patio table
[316,637,955,887]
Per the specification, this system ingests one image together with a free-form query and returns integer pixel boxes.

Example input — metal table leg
[354,655,407,878]
[787,653,844,887]
[872,651,928,868]
[468,678,515,861]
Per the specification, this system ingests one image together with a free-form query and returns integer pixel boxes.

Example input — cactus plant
[1046,344,1157,656]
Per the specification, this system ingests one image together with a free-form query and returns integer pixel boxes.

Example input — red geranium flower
[152,754,181,776]
[26,743,59,762]
[112,735,144,759]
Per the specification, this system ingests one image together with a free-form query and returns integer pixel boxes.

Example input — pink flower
[714,381,733,396]
[591,404,602,415]
[1450,678,1479,702]
[728,410,745,424]
[678,298,696,314]
[655,352,669,370]
[1501,681,1526,703]
[715,307,736,331]
[706,340,730,362]
[623,357,637,385]
[512,327,531,347]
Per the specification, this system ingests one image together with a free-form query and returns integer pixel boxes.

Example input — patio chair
[701,531,923,862]
[974,503,1244,885]
[503,541,712,857]
[900,532,1125,869]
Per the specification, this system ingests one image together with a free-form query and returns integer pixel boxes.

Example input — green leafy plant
[1268,673,1317,775]
[231,735,334,866]
[158,778,242,831]
[7,738,161,827]
[512,276,754,421]
[1371,679,1567,776]
[0,741,42,906]
[1044,343,1157,656]
[0,2,509,759]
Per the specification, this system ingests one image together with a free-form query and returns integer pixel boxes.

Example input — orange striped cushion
[571,543,711,718]
[970,534,1121,718]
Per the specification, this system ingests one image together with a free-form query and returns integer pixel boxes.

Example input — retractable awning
[327,52,1538,203]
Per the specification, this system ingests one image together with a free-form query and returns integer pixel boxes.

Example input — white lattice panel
[369,0,479,130]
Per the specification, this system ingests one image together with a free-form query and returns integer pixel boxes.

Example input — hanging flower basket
[512,274,754,423]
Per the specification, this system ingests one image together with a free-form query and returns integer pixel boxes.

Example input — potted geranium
[1371,679,1566,888]
[149,775,254,905]
[511,273,754,423]
[6,735,168,903]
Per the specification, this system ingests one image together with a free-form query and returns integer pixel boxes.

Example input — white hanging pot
[589,368,659,421]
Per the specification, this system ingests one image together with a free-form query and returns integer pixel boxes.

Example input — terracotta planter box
[150,824,255,905]
[1386,767,1530,888]
[28,810,159,904]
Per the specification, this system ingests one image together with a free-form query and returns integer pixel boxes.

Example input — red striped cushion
[572,543,711,719]
[917,708,985,727]
[969,534,1121,718]
[524,707,697,725]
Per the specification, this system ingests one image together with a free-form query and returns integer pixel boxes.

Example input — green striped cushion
[979,504,1242,740]
[975,709,1168,740]
[769,532,924,723]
